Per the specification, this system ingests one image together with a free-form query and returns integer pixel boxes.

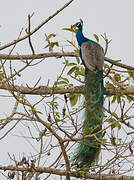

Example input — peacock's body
[73,20,104,168]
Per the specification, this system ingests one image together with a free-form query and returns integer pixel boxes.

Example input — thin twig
[0,0,74,51]
[27,14,35,55]
[101,32,112,56]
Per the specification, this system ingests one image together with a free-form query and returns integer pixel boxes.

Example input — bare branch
[0,0,74,51]
[0,84,134,96]
[0,52,133,70]
[0,165,134,179]
[26,14,35,55]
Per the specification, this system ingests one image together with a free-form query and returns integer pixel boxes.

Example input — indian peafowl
[72,19,104,168]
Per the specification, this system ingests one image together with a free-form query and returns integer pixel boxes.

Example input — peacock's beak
[72,22,79,27]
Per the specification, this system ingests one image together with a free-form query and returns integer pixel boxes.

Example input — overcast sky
[1,0,134,63]
[0,0,134,179]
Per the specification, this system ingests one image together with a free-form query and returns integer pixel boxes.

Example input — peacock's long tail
[75,68,104,168]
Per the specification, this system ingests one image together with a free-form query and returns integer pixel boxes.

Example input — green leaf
[111,95,116,103]
[50,42,59,48]
[68,94,79,106]
[104,63,110,69]
[107,118,121,130]
[7,165,14,168]
[55,81,68,86]
[102,47,105,54]
[80,66,85,74]
[93,34,99,42]
[67,66,79,75]
[111,94,124,104]
[101,138,107,145]
[114,73,121,82]
[55,118,66,123]
[118,138,122,143]
[36,111,43,114]
[60,77,69,83]
[55,111,60,118]
[44,42,59,50]
[105,82,114,87]
[126,95,132,102]
[128,70,134,80]
[67,62,77,66]
[76,57,80,64]
[0,70,5,80]
[44,44,49,49]
[74,49,80,53]
[112,112,118,118]
[62,27,76,33]
[47,33,56,39]
[111,122,121,130]
[106,118,116,125]
[63,59,69,66]
[117,95,121,104]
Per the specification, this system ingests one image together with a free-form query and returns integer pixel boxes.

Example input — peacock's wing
[81,41,104,71]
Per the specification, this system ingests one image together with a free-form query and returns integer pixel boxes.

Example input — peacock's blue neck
[76,27,96,46]
[76,27,88,46]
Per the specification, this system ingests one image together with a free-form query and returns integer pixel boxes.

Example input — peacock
[72,19,104,168]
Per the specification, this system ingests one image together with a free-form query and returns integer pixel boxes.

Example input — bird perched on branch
[72,19,104,168]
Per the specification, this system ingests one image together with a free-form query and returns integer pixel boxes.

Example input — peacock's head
[72,19,83,29]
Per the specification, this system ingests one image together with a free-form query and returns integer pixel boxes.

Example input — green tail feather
[74,69,104,168]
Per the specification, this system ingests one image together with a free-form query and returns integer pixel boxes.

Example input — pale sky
[1,0,134,64]
[0,0,134,179]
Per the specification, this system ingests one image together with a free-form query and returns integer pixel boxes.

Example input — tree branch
[0,84,134,96]
[0,52,133,70]
[0,52,77,60]
[0,0,74,51]
[0,165,134,180]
